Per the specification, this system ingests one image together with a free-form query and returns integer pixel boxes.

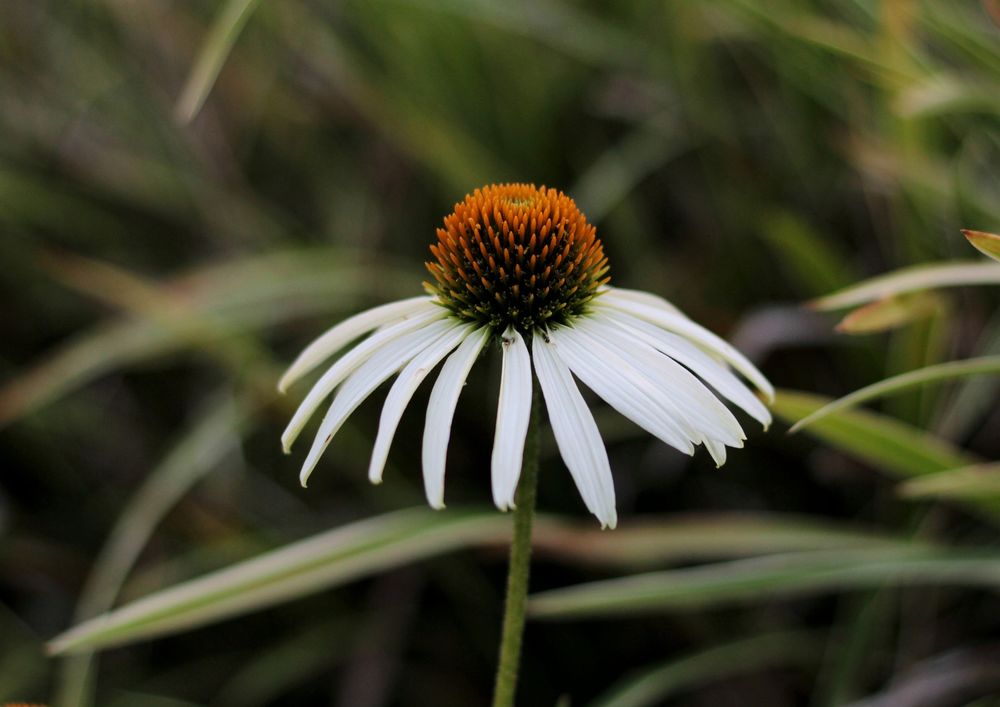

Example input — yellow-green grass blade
[54,395,250,707]
[0,249,413,426]
[773,390,976,478]
[175,0,263,123]
[964,229,1000,263]
[833,291,945,334]
[529,548,1000,619]
[900,464,1000,500]
[47,510,911,655]
[809,262,1000,311]
[758,211,854,297]
[529,513,913,569]
[47,510,512,655]
[790,357,1000,433]
[589,631,821,707]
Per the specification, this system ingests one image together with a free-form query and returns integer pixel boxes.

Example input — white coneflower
[279,183,773,528]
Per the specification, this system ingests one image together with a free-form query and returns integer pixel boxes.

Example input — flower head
[280,183,773,528]
[425,183,608,332]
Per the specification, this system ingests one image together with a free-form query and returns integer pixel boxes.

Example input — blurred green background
[2,1,1000,705]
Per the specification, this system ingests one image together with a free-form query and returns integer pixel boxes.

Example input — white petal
[298,319,453,487]
[574,318,746,448]
[368,323,472,484]
[279,296,436,392]
[704,439,727,467]
[282,307,445,452]
[421,327,489,509]
[597,290,775,401]
[532,333,617,529]
[491,328,533,512]
[596,286,681,314]
[551,327,695,454]
[595,309,772,428]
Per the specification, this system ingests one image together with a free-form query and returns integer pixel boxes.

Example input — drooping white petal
[595,309,772,428]
[491,328,533,512]
[282,307,445,452]
[368,323,472,484]
[574,318,746,447]
[298,319,453,487]
[532,333,617,529]
[597,290,775,401]
[550,326,695,454]
[596,286,681,315]
[279,296,436,392]
[704,439,727,467]
[422,327,490,509]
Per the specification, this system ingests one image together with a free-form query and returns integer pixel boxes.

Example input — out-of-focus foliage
[1,1,999,706]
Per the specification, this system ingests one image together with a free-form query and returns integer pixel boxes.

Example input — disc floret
[425,183,610,334]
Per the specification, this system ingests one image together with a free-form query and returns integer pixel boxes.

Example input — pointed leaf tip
[963,229,1000,263]
[834,292,943,334]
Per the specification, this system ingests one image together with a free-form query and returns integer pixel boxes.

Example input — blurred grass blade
[175,0,262,123]
[0,250,412,426]
[897,74,1000,119]
[589,632,820,707]
[759,211,854,297]
[0,603,48,703]
[529,548,1000,619]
[530,513,913,568]
[964,229,1000,262]
[834,292,944,334]
[46,509,908,656]
[388,0,646,68]
[773,390,976,478]
[53,394,250,707]
[48,510,511,655]
[809,261,1000,311]
[900,464,1000,500]
[214,619,350,707]
[790,356,1000,433]
[572,115,686,224]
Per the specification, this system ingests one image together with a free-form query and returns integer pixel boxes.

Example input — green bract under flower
[425,183,610,333]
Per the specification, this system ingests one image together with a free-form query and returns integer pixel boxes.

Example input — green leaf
[833,291,945,334]
[530,513,912,568]
[790,356,1000,433]
[46,509,908,656]
[529,547,1000,619]
[809,261,1000,311]
[964,229,1000,263]
[589,632,821,707]
[773,390,976,478]
[897,75,1000,119]
[175,0,263,123]
[48,510,511,655]
[900,464,1000,500]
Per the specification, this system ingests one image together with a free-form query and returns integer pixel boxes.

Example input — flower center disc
[426,183,610,333]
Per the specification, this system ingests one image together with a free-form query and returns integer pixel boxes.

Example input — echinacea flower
[280,183,773,528]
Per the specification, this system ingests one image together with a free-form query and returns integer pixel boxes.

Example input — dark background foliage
[2,1,1000,705]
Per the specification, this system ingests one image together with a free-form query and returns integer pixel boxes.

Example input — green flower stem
[491,387,542,707]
